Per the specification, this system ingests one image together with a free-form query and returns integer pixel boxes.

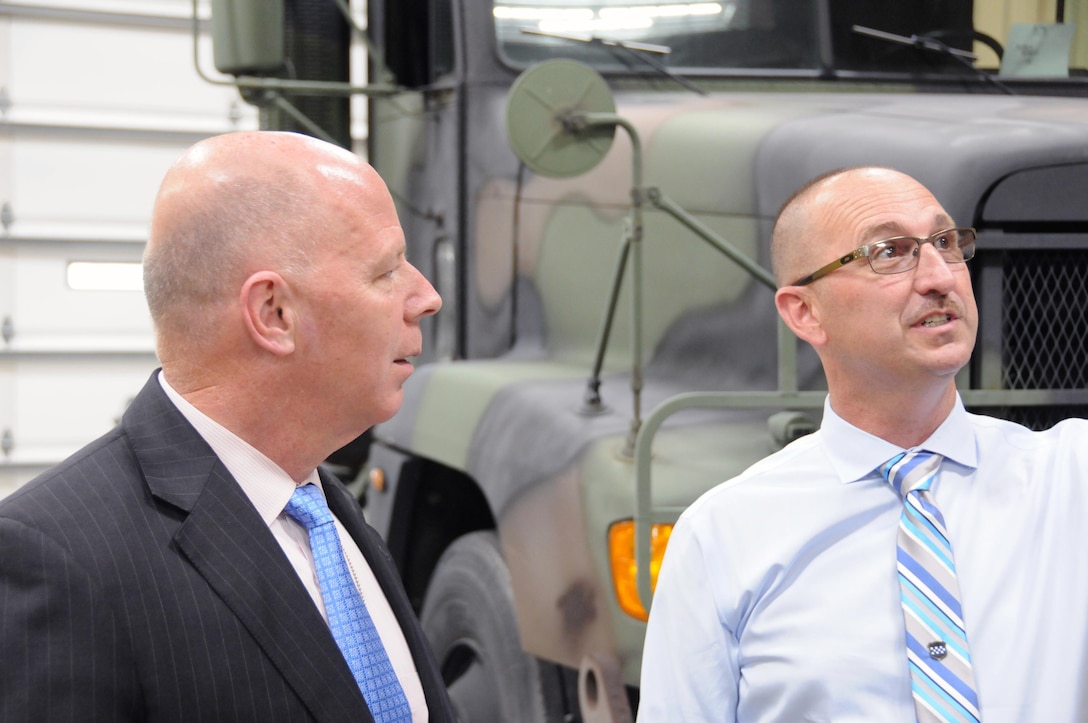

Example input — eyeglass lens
[869,228,975,275]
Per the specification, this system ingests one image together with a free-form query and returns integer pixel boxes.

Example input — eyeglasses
[791,227,977,286]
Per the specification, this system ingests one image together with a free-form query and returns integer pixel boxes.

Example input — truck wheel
[421,530,565,723]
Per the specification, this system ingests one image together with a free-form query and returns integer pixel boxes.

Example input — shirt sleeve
[638,514,740,722]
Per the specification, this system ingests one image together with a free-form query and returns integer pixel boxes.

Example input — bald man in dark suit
[0,131,455,722]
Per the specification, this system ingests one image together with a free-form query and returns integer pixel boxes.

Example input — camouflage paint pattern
[367,81,1088,685]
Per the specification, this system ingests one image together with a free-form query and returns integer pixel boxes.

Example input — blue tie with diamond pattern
[882,450,981,723]
[285,484,412,722]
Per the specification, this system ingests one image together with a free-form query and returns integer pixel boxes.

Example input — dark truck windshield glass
[493,0,1086,81]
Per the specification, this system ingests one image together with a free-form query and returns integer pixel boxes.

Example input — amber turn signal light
[608,519,673,622]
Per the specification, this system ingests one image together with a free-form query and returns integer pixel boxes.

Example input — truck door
[369,0,460,364]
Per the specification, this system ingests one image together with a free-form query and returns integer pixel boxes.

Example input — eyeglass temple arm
[792,248,867,287]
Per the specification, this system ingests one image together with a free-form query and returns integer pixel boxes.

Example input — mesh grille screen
[980,248,1088,429]
[1001,250,1088,390]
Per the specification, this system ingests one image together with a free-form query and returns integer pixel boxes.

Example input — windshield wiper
[852,24,1015,95]
[520,28,706,95]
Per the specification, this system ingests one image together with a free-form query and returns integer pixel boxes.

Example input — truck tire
[421,530,566,723]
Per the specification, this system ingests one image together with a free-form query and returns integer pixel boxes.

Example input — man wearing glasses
[638,167,1088,722]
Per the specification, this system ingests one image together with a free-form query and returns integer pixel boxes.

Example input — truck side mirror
[505,60,617,178]
[210,0,286,75]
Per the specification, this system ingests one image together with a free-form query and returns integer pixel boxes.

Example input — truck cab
[207,0,1088,719]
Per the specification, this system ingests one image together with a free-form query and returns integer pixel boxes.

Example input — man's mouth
[920,313,953,328]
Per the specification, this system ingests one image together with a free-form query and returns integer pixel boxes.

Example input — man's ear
[240,271,296,356]
[775,285,828,349]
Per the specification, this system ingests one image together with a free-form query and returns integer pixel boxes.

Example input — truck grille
[1003,249,1088,390]
[973,247,1088,429]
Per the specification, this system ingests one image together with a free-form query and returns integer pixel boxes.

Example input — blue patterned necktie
[882,450,981,723]
[285,484,412,722]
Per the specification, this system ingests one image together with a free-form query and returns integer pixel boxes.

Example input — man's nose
[409,265,442,320]
[912,242,957,294]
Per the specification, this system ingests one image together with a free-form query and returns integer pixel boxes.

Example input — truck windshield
[493,0,1087,82]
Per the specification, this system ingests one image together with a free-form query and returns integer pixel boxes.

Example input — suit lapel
[124,374,373,723]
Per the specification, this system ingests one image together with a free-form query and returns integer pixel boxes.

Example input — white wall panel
[7,134,193,241]
[0,355,153,492]
[0,0,259,498]
[6,6,248,132]
[1,243,151,350]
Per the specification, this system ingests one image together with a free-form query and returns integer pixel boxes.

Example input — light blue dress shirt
[639,396,1088,722]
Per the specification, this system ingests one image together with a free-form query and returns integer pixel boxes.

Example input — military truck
[203,0,1088,719]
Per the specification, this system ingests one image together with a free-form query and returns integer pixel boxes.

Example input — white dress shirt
[639,394,1088,722]
[159,373,428,722]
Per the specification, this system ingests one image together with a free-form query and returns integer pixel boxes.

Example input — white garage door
[0,0,258,497]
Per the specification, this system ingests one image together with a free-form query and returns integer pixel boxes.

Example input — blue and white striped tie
[882,450,981,723]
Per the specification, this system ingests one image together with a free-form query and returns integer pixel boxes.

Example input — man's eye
[874,243,901,259]
[933,233,954,250]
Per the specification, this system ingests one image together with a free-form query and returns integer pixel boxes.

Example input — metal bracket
[578,652,633,723]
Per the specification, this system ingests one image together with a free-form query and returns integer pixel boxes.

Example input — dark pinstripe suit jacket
[0,373,455,722]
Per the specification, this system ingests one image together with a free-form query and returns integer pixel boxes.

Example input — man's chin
[372,393,405,426]
[927,349,972,378]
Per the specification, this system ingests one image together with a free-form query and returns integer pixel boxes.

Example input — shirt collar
[821,393,979,485]
[157,371,319,526]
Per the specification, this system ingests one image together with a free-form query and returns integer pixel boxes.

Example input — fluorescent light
[599,3,723,19]
[66,262,144,291]
[539,16,653,32]
[495,2,724,34]
[494,6,594,21]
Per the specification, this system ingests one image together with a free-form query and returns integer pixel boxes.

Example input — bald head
[771,166,921,287]
[143,131,381,349]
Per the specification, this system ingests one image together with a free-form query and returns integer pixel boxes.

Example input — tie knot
[284,484,334,530]
[881,449,943,499]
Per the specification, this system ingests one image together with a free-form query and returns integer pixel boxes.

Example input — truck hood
[517,91,1088,225]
